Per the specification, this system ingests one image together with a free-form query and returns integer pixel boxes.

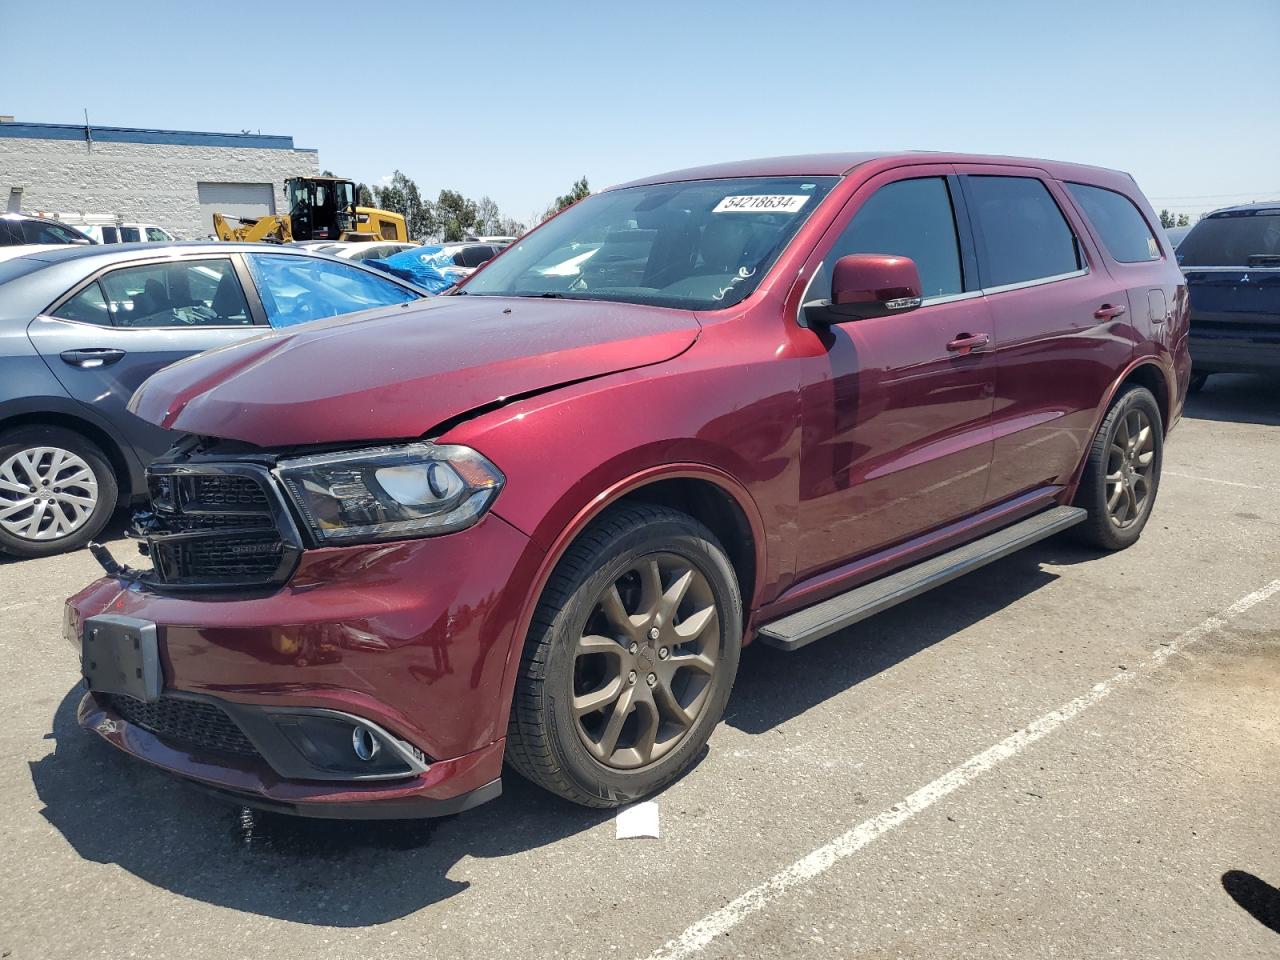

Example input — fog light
[352,725,381,762]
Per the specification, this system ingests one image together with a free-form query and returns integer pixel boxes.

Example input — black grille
[108,694,260,759]
[142,466,298,589]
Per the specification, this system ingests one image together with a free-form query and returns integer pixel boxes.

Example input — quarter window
[99,259,253,328]
[52,282,112,326]
[246,253,418,328]
[1067,183,1160,263]
[965,176,1082,287]
[145,227,169,242]
[811,177,964,301]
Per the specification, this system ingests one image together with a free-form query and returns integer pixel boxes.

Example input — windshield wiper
[536,292,567,298]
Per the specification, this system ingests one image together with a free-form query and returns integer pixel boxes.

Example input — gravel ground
[1,373,1277,959]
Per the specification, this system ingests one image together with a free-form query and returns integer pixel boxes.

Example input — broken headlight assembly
[275,443,504,545]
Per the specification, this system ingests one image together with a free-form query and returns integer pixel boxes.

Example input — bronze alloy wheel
[1105,407,1155,528]
[572,553,720,769]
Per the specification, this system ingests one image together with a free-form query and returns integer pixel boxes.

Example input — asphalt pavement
[1,373,1277,959]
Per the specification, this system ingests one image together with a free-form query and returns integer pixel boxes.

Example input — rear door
[956,166,1132,503]
[25,255,266,462]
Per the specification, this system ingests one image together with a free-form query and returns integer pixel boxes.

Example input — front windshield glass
[462,176,839,310]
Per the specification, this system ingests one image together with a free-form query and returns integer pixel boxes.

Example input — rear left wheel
[506,503,742,807]
[1072,386,1162,551]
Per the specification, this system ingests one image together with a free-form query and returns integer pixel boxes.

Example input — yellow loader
[212,176,407,244]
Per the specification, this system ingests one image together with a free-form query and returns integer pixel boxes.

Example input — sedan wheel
[0,446,99,541]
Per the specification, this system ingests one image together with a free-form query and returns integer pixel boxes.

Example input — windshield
[461,176,839,309]
[1177,210,1280,266]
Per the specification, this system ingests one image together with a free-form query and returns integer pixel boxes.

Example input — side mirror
[821,254,923,322]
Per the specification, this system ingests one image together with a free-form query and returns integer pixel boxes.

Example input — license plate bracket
[82,615,161,702]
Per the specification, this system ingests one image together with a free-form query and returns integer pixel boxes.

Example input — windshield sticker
[713,195,810,214]
[713,266,757,302]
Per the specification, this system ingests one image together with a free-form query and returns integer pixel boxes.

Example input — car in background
[437,241,505,281]
[0,213,93,247]
[292,240,419,262]
[0,242,429,558]
[76,223,177,245]
[1165,224,1192,249]
[1176,201,1280,392]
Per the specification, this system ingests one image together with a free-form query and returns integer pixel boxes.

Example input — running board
[757,506,1086,651]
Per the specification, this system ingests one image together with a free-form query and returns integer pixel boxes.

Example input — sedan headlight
[276,443,504,545]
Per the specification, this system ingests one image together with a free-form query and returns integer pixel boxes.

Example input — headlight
[276,443,504,545]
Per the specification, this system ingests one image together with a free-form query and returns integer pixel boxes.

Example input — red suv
[66,153,1189,817]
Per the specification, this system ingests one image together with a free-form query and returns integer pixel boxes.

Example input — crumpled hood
[130,296,700,447]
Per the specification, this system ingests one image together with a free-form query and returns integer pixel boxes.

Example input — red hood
[130,296,700,447]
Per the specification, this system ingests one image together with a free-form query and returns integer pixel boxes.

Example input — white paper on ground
[615,800,660,839]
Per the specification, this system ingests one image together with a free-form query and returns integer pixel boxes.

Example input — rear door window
[101,226,119,243]
[964,176,1082,287]
[245,253,418,328]
[811,177,965,301]
[99,259,253,327]
[145,227,169,242]
[51,281,113,326]
[1067,183,1160,263]
[119,226,141,243]
[1176,211,1280,267]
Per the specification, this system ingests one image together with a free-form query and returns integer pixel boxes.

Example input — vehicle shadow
[1183,374,1280,427]
[1221,870,1280,935]
[30,687,612,926]
[726,544,1064,735]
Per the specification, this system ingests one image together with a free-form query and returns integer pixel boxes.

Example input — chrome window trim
[920,290,982,307]
[981,267,1089,297]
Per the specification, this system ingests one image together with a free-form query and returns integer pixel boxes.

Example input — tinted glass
[22,220,89,245]
[463,176,839,310]
[101,226,118,243]
[966,176,1081,287]
[1068,183,1159,263]
[810,177,963,301]
[99,259,253,328]
[0,220,22,245]
[52,281,112,326]
[1176,211,1280,267]
[120,226,141,243]
[246,253,418,328]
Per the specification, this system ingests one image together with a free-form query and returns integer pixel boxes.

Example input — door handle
[1094,303,1127,320]
[946,333,990,354]
[59,348,126,368]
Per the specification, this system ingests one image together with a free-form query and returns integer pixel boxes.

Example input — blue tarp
[365,245,458,294]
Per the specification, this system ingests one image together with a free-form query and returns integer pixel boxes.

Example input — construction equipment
[212,177,407,244]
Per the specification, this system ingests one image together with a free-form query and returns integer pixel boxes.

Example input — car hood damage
[128,296,701,447]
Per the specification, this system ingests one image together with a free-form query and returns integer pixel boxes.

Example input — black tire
[506,503,743,807]
[1187,371,1209,394]
[1072,386,1163,551]
[0,426,118,559]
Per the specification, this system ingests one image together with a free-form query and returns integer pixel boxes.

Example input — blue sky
[4,0,1277,224]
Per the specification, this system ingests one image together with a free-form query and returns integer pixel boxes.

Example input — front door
[26,255,265,463]
[796,169,996,580]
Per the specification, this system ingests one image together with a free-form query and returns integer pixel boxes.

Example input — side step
[757,506,1086,651]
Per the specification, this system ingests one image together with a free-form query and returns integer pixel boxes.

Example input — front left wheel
[506,503,742,807]
[0,426,118,559]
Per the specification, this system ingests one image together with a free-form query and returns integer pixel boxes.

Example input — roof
[1205,201,1280,216]
[613,151,1132,189]
[13,240,340,265]
[0,121,315,152]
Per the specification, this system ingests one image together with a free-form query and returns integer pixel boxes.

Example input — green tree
[373,171,433,240]
[1176,213,1191,227]
[436,189,479,241]
[1159,208,1175,229]
[542,176,590,221]
[354,182,374,207]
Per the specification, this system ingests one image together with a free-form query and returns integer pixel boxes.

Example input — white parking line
[1164,470,1270,491]
[643,579,1280,960]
